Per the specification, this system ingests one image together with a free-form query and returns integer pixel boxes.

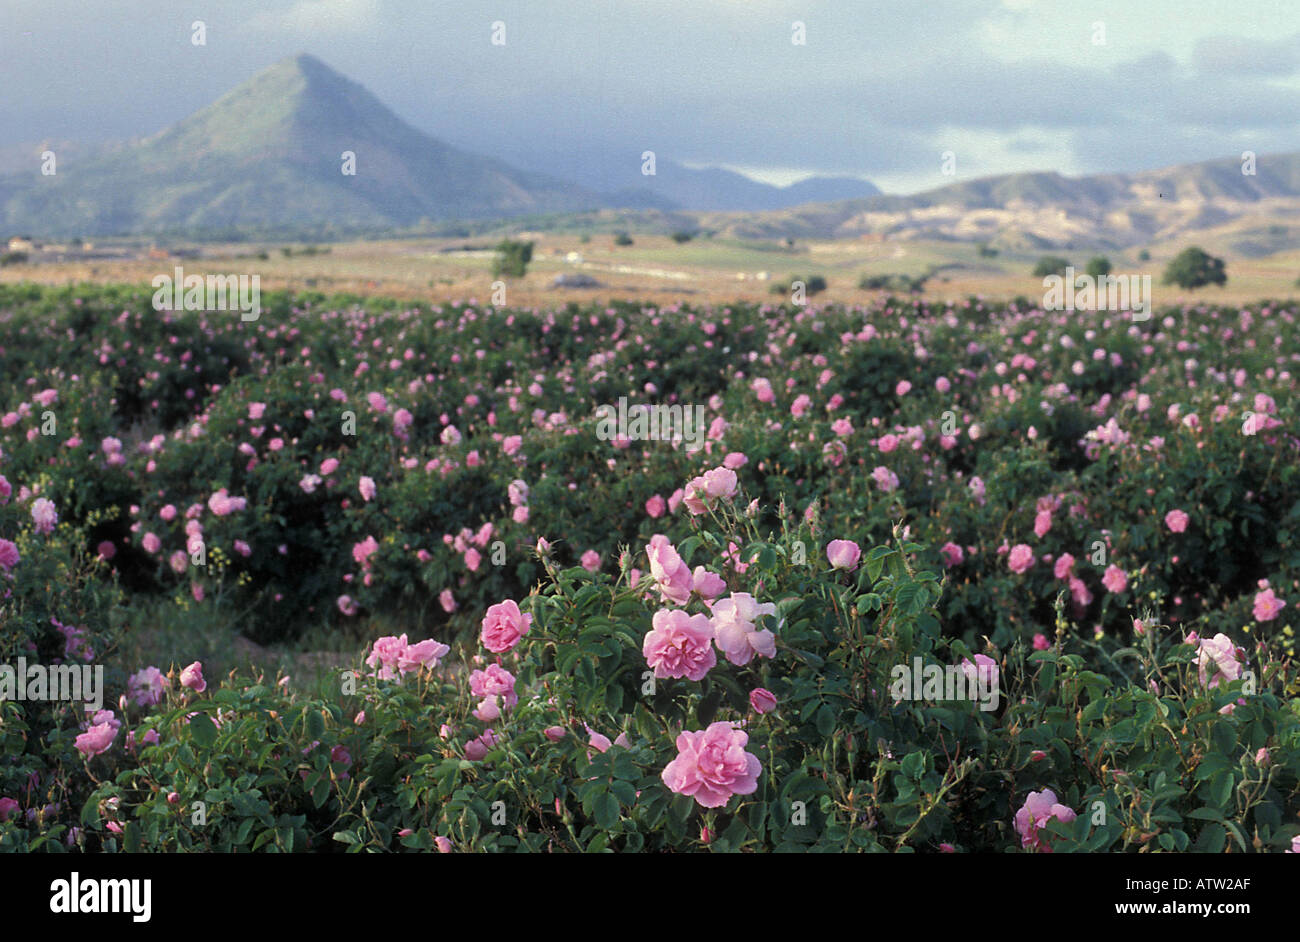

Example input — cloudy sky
[3,0,1299,193]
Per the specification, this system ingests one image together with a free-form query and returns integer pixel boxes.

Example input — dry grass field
[6,231,1298,309]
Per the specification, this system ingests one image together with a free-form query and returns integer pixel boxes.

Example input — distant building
[7,236,35,253]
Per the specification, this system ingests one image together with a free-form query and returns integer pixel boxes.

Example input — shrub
[492,239,534,278]
[1162,247,1226,290]
[1032,256,1071,278]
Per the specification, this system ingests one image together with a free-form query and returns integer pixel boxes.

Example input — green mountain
[0,54,605,238]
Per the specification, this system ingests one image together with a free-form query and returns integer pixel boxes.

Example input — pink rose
[645,494,666,518]
[1101,565,1127,594]
[179,661,206,693]
[710,593,777,666]
[871,466,900,492]
[1253,588,1286,622]
[480,599,532,653]
[1197,633,1243,689]
[1014,788,1077,852]
[960,654,1000,693]
[0,539,20,570]
[647,534,693,605]
[31,498,58,535]
[749,688,777,714]
[643,609,716,681]
[1165,509,1189,533]
[661,722,762,808]
[691,566,727,601]
[1007,544,1035,575]
[940,542,964,567]
[465,729,499,762]
[469,664,518,708]
[399,638,451,674]
[75,722,117,758]
[128,666,169,707]
[580,549,601,572]
[683,467,739,515]
[826,539,861,571]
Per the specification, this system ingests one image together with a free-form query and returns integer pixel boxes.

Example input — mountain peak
[0,54,600,236]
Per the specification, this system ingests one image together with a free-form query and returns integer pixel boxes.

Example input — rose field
[1,280,1299,853]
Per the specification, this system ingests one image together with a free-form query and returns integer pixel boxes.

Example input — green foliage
[771,275,827,297]
[1085,256,1111,279]
[1162,246,1226,290]
[492,239,534,278]
[859,273,927,293]
[1032,256,1071,278]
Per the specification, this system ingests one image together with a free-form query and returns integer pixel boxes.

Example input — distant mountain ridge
[0,54,606,237]
[513,153,880,212]
[672,152,1300,250]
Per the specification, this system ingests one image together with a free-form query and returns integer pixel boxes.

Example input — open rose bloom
[1196,633,1243,689]
[643,609,716,681]
[480,599,531,653]
[647,534,693,605]
[1014,789,1077,852]
[661,721,762,808]
[709,593,777,666]
[682,467,738,515]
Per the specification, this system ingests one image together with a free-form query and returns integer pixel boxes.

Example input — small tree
[1085,256,1111,279]
[1162,246,1226,290]
[492,239,534,278]
[771,274,827,297]
[1137,249,1150,262]
[1032,255,1071,278]
[669,231,694,244]
[613,231,633,246]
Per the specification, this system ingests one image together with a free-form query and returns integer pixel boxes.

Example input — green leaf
[815,704,836,737]
[593,791,621,830]
[1195,822,1226,853]
[189,713,218,748]
[865,546,892,583]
